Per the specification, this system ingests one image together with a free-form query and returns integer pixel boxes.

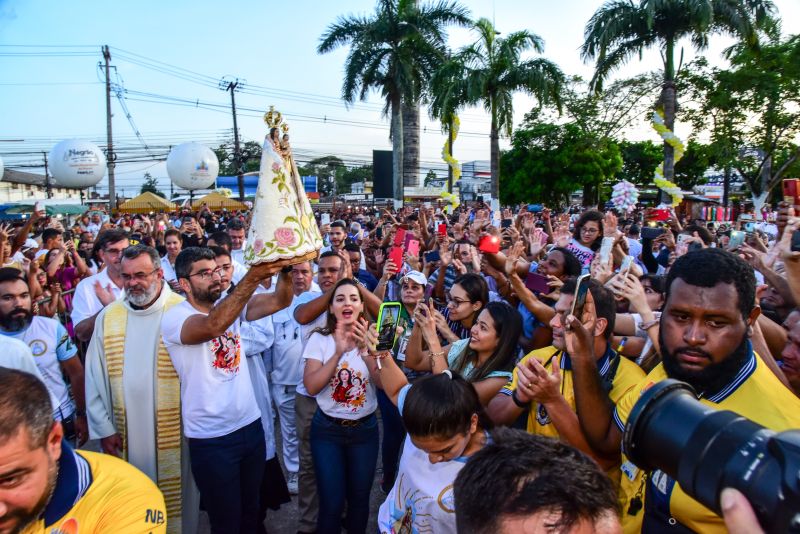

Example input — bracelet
[429,350,445,371]
[639,319,659,330]
[511,390,528,408]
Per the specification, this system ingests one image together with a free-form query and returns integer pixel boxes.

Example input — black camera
[623,379,800,533]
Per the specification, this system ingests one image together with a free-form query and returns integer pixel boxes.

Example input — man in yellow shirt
[567,248,800,533]
[487,278,644,472]
[0,368,166,534]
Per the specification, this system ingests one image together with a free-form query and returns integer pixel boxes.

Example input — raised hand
[514,357,562,404]
[603,211,619,238]
[93,281,116,306]
[553,226,571,248]
[505,240,525,276]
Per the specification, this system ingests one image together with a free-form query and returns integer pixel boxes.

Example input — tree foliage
[617,140,662,187]
[318,0,471,199]
[500,120,622,207]
[680,36,800,209]
[214,141,263,176]
[434,18,564,199]
[140,172,165,198]
[581,0,777,185]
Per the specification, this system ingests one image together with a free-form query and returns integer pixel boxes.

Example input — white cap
[402,270,427,286]
[22,238,39,251]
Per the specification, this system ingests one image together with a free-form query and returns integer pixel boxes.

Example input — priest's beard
[660,329,750,397]
[0,307,32,331]
[127,280,161,308]
[7,454,58,534]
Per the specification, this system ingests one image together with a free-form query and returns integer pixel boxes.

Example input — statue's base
[246,249,319,269]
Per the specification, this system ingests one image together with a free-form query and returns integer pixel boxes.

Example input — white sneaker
[287,472,299,495]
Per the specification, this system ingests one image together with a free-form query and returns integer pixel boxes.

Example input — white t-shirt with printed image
[161,300,261,439]
[302,332,376,420]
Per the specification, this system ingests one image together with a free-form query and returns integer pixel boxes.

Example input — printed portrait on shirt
[209,331,241,375]
[330,363,367,411]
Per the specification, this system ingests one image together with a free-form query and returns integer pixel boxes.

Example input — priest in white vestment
[85,244,199,534]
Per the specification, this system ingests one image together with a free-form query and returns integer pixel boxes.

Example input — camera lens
[623,379,800,533]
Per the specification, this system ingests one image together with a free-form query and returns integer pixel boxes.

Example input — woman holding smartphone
[359,323,491,534]
[302,279,383,534]
[404,300,521,405]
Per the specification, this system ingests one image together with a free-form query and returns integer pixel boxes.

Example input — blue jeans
[311,409,379,534]
[187,419,266,534]
[376,388,404,490]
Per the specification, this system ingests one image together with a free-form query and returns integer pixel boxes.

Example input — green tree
[500,121,622,207]
[340,164,374,194]
[680,57,745,206]
[723,36,800,213]
[681,37,800,214]
[298,156,346,197]
[674,139,713,190]
[423,169,438,187]
[214,141,262,176]
[140,172,165,198]
[318,0,471,200]
[617,140,663,187]
[429,49,471,193]
[581,0,776,188]
[441,18,564,200]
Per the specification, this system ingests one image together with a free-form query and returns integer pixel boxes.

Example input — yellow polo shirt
[614,349,800,534]
[501,345,645,439]
[22,444,166,534]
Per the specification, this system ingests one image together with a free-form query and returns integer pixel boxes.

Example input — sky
[1,0,799,196]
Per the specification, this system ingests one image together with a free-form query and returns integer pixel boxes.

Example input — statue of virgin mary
[243,107,322,265]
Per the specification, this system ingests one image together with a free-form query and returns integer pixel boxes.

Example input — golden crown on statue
[263,106,284,129]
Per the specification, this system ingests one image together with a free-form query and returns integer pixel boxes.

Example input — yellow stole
[104,292,184,533]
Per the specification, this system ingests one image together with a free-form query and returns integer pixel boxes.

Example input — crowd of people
[1,198,798,533]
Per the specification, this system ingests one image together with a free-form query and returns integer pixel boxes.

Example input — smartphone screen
[407,239,420,258]
[728,231,745,251]
[423,284,435,303]
[478,234,500,254]
[321,213,331,226]
[524,272,550,294]
[620,256,634,277]
[501,219,513,229]
[570,274,591,322]
[424,250,440,263]
[388,246,404,268]
[394,228,407,247]
[376,303,402,351]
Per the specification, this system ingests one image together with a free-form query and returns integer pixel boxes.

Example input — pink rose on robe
[274,227,296,247]
[253,239,265,253]
[271,162,281,173]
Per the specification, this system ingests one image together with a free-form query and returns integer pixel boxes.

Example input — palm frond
[317,15,372,54]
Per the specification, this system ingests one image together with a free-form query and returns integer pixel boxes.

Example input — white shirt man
[270,262,319,494]
[160,247,292,533]
[72,231,129,342]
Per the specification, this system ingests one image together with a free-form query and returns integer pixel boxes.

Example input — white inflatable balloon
[166,142,219,190]
[48,139,107,189]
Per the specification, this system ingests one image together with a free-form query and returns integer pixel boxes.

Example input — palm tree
[582,0,776,186]
[429,50,470,193]
[318,0,471,201]
[437,18,564,200]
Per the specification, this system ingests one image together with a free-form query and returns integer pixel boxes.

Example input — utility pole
[102,45,117,210]
[220,78,245,201]
[42,151,52,199]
